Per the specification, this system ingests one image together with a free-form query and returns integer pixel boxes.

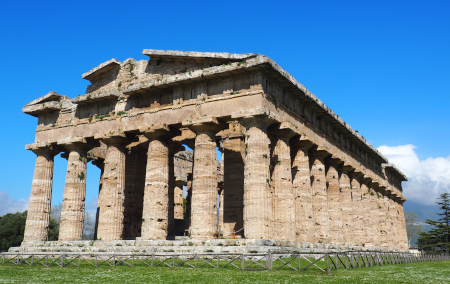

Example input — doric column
[269,123,296,241]
[236,115,274,240]
[395,196,409,251]
[339,163,355,245]
[222,137,245,238]
[183,117,223,239]
[386,188,397,249]
[174,180,184,220]
[375,185,389,248]
[95,131,128,241]
[291,136,314,243]
[360,177,375,248]
[325,156,344,245]
[168,143,183,237]
[309,146,331,243]
[23,143,59,242]
[58,139,89,241]
[350,170,364,247]
[141,125,179,240]
[368,181,381,248]
[184,176,192,235]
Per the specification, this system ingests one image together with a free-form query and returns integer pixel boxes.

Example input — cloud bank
[378,144,450,206]
[0,191,29,216]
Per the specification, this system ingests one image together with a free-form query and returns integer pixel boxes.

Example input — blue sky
[1,1,449,221]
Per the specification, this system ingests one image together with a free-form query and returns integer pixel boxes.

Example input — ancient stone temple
[21,49,408,251]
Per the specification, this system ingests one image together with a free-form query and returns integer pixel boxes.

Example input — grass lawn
[0,260,449,283]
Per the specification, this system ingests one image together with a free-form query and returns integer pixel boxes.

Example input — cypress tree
[417,193,450,253]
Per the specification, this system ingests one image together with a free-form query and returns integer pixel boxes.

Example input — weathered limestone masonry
[21,49,408,251]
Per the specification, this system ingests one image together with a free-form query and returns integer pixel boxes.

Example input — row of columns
[23,116,408,251]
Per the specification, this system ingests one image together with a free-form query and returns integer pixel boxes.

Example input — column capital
[350,168,364,179]
[182,116,225,134]
[268,122,298,140]
[94,130,129,146]
[360,175,372,185]
[57,137,96,152]
[309,145,331,159]
[26,142,61,157]
[140,123,180,140]
[217,121,245,139]
[339,161,355,173]
[290,134,315,151]
[395,196,407,204]
[325,155,343,167]
[231,108,277,129]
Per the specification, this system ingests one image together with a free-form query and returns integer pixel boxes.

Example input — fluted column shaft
[376,189,389,248]
[174,181,184,220]
[326,159,344,245]
[141,138,171,240]
[396,198,409,250]
[368,185,381,247]
[242,119,272,239]
[59,145,88,241]
[124,148,146,239]
[360,182,375,247]
[271,136,295,241]
[387,193,397,249]
[339,166,354,245]
[309,150,330,243]
[92,159,104,241]
[23,147,57,242]
[96,140,127,241]
[190,128,219,239]
[291,140,314,242]
[184,178,192,235]
[222,138,245,237]
[350,173,364,246]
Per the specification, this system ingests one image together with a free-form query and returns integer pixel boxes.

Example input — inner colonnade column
[58,139,89,241]
[325,156,344,245]
[290,137,314,243]
[124,145,147,239]
[92,158,104,241]
[309,147,331,244]
[269,123,296,241]
[183,117,223,239]
[23,144,60,242]
[222,136,245,238]
[140,125,179,240]
[95,132,128,241]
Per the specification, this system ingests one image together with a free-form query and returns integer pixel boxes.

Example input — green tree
[417,193,450,253]
[0,211,27,251]
[0,211,59,251]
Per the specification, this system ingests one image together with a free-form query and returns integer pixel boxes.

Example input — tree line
[0,203,95,251]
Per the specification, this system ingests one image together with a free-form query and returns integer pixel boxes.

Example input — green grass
[0,260,449,283]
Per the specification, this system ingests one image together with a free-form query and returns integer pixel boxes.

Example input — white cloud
[378,145,450,206]
[0,191,29,216]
